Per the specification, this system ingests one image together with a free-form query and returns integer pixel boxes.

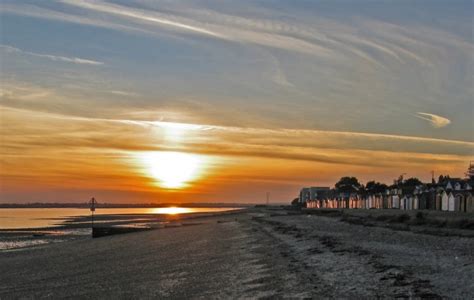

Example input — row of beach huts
[299,164,474,213]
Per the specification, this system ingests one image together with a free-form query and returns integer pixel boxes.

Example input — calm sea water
[0,207,241,229]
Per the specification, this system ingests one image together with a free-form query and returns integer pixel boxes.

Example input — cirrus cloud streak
[1,44,103,65]
[416,112,451,128]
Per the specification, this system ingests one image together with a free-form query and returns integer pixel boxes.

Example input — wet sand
[1,207,473,298]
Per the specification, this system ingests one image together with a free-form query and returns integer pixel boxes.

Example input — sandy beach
[1,207,473,298]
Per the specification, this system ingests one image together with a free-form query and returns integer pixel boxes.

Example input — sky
[1,0,473,204]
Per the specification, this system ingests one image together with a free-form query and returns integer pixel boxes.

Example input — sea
[0,207,241,251]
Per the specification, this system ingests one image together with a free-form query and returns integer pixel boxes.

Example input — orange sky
[1,106,472,203]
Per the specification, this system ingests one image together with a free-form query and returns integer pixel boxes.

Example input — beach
[1,207,473,298]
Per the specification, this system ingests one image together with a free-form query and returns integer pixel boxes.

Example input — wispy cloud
[6,0,472,69]
[0,3,162,38]
[416,112,451,128]
[108,90,140,97]
[0,80,57,102]
[59,0,224,38]
[56,0,333,57]
[2,106,471,153]
[0,44,103,65]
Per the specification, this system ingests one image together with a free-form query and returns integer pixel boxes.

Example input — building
[299,186,330,204]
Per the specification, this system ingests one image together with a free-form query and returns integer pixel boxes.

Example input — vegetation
[401,177,423,187]
[291,198,300,206]
[335,177,361,193]
[290,197,305,208]
[365,181,388,194]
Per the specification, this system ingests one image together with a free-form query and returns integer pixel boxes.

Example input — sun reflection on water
[152,207,191,215]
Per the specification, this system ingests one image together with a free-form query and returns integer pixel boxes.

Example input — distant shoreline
[0,202,257,209]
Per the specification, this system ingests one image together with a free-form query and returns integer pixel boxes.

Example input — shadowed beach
[1,207,473,298]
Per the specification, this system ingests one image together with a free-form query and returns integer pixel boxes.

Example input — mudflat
[1,208,473,298]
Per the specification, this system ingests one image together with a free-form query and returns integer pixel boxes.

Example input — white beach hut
[413,196,419,210]
[448,193,455,211]
[441,191,449,211]
[392,195,400,209]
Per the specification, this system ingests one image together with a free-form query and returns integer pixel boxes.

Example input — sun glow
[153,121,206,143]
[141,151,203,188]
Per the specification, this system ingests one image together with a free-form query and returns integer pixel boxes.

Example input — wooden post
[89,197,97,235]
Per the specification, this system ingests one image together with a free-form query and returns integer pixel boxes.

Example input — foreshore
[1,207,473,298]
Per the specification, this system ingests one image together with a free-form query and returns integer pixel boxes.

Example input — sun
[141,151,202,188]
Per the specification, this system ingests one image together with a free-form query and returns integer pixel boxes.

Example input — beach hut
[448,193,455,211]
[383,195,389,209]
[378,195,383,209]
[400,196,406,210]
[392,195,400,209]
[423,192,434,210]
[455,194,464,212]
[413,196,419,210]
[418,194,426,210]
[427,191,436,210]
[435,193,442,210]
[441,191,449,211]
[466,193,473,213]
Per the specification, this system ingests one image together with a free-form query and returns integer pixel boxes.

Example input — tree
[335,177,361,193]
[291,198,300,206]
[366,181,388,194]
[402,177,423,187]
[467,162,474,180]
[438,175,445,184]
[396,177,423,195]
[366,181,377,192]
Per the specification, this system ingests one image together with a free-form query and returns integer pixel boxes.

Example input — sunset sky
[1,0,473,203]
